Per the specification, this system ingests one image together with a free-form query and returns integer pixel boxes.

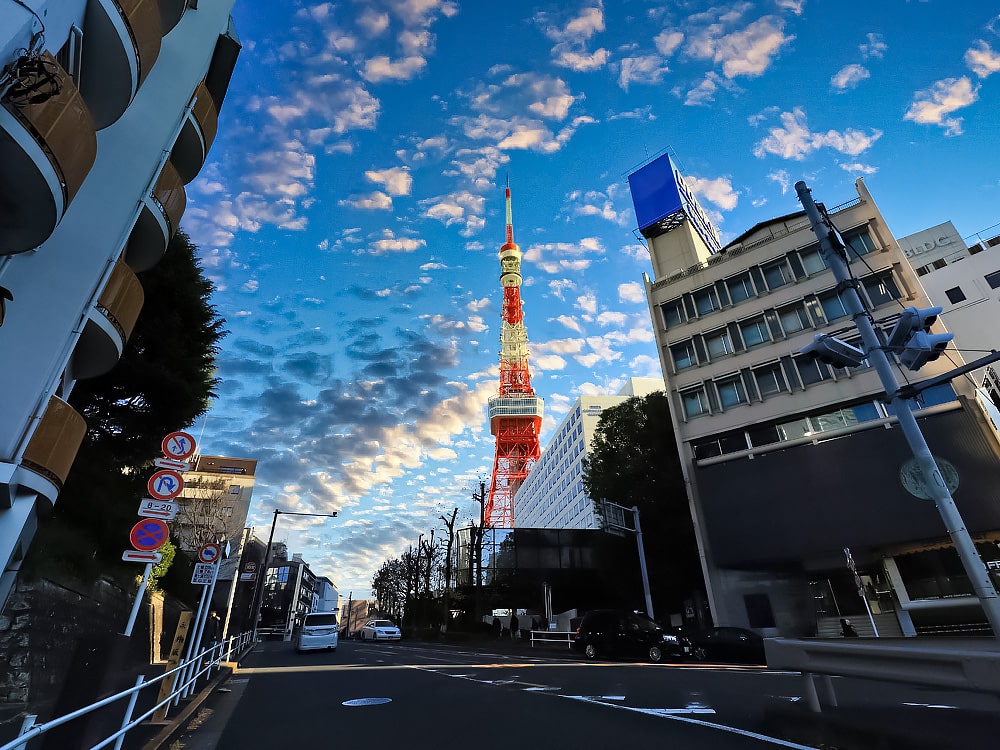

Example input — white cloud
[366,230,427,255]
[538,4,609,71]
[618,281,645,304]
[596,311,627,327]
[422,190,486,235]
[340,191,393,210]
[576,293,598,315]
[768,169,791,194]
[617,55,670,91]
[365,167,413,196]
[965,41,1000,78]
[689,16,794,78]
[548,279,576,300]
[904,77,979,136]
[860,32,887,60]
[363,55,428,82]
[357,9,390,35]
[685,73,719,106]
[839,162,878,175]
[654,29,684,56]
[534,354,568,371]
[551,315,583,333]
[775,0,805,14]
[502,73,578,120]
[831,64,870,91]
[753,107,882,160]
[686,175,739,210]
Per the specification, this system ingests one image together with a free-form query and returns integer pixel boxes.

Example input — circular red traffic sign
[130,519,170,551]
[199,543,221,563]
[161,431,197,460]
[148,470,183,500]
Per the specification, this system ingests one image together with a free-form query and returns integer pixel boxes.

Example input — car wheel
[693,646,708,661]
[584,643,598,660]
[648,645,663,663]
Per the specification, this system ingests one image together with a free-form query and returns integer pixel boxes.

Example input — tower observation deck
[485,180,543,528]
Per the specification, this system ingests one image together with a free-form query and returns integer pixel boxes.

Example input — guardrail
[529,630,575,649]
[764,637,1000,713]
[0,630,255,750]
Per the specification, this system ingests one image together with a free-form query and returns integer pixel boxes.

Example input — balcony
[159,0,187,35]
[170,82,218,183]
[71,260,145,379]
[19,397,87,503]
[79,0,163,129]
[124,160,186,271]
[0,52,98,255]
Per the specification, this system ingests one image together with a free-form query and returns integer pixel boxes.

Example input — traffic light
[800,334,866,368]
[885,306,954,371]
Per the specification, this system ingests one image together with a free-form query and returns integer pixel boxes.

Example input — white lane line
[902,702,958,709]
[523,687,561,692]
[559,695,818,749]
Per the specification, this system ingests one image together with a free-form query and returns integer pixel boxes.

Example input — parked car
[296,611,339,652]
[573,609,688,662]
[684,626,765,664]
[360,619,401,641]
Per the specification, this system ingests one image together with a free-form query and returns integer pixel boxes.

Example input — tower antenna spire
[485,178,543,528]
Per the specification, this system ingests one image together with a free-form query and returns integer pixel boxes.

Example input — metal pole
[123,563,152,636]
[796,180,1000,637]
[250,509,280,641]
[632,506,654,620]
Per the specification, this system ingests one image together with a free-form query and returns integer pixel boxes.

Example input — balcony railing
[124,160,186,271]
[79,0,163,129]
[71,260,145,379]
[20,397,87,500]
[170,82,219,183]
[0,52,98,254]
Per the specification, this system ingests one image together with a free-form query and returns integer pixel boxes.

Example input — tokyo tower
[485,179,543,528]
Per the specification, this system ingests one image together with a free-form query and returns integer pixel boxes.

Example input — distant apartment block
[515,377,664,529]
[175,455,256,554]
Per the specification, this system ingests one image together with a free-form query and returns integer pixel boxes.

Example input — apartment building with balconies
[629,154,1000,638]
[0,0,240,608]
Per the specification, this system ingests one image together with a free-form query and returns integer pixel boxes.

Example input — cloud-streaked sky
[187,0,1000,598]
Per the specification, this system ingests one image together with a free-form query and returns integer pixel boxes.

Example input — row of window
[943,269,1000,303]
[660,229,878,329]
[678,342,871,420]
[668,270,900,373]
[690,384,957,460]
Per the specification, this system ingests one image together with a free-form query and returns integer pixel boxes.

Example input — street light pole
[248,508,338,641]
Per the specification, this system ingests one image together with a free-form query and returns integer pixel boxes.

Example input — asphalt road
[166,638,1000,750]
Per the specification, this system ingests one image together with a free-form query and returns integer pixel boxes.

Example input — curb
[139,660,241,750]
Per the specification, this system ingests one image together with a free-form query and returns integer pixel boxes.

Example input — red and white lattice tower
[485,179,543,528]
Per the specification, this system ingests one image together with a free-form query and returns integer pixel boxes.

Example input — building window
[669,340,697,370]
[795,355,829,386]
[704,328,733,359]
[754,362,786,398]
[229,484,241,495]
[761,258,793,290]
[985,271,1000,289]
[739,316,770,348]
[726,272,755,304]
[777,302,808,335]
[693,286,720,316]
[661,298,685,328]
[715,375,748,409]
[799,245,827,275]
[845,230,877,257]
[862,271,901,307]
[945,286,966,303]
[818,290,849,321]
[681,387,710,418]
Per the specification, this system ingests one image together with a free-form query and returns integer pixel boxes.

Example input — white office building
[514,377,664,529]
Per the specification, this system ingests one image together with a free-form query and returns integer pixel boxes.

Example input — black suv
[573,609,687,662]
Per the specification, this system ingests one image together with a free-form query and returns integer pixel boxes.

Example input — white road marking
[523,687,560,692]
[902,702,957,709]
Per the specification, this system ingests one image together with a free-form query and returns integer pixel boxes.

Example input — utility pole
[471,481,486,622]
[796,181,1000,637]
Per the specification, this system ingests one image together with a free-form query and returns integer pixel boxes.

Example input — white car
[360,619,401,641]
[296,611,339,652]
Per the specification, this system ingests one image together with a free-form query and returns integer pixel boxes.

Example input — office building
[514,377,664,529]
[0,0,240,608]
[630,154,1000,637]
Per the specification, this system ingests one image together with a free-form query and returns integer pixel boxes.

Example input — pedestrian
[509,612,519,641]
[493,616,502,640]
[840,618,858,637]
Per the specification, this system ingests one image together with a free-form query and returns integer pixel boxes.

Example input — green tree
[582,391,705,619]
[24,231,226,592]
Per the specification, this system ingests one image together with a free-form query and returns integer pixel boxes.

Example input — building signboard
[897,221,963,259]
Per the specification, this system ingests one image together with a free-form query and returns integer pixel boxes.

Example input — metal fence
[0,630,255,750]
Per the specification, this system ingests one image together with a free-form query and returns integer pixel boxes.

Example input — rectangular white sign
[137,498,178,520]
[154,457,191,472]
[191,562,216,585]
[123,550,162,563]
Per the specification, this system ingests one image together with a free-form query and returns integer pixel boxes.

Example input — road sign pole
[123,563,153,637]
[183,562,220,698]
[179,580,211,702]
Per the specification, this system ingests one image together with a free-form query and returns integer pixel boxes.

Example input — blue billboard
[627,153,722,255]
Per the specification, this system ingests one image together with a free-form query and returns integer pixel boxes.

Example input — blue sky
[183,0,1000,598]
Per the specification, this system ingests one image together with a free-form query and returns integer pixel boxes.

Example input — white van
[296,611,339,652]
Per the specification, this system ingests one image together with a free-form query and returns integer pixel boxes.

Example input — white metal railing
[529,630,575,649]
[0,630,255,750]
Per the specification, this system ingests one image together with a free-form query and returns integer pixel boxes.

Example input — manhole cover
[342,698,392,706]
